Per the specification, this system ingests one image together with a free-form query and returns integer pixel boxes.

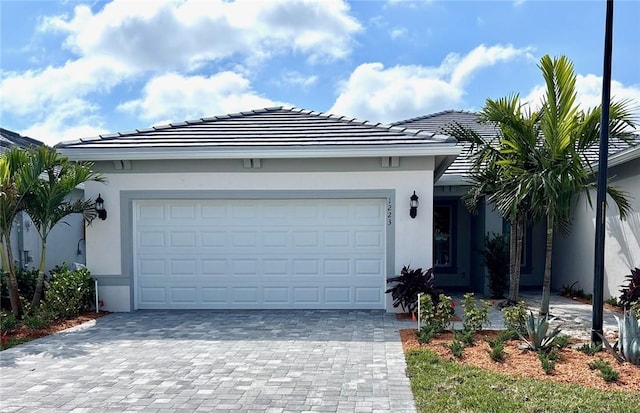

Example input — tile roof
[0,128,43,153]
[57,107,455,152]
[392,110,640,180]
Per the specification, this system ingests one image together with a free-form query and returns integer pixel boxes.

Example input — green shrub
[23,306,55,330]
[419,293,453,333]
[486,338,506,362]
[498,329,519,342]
[461,293,491,332]
[43,265,94,319]
[443,340,465,358]
[416,325,436,344]
[538,352,555,375]
[480,233,509,299]
[0,267,40,311]
[604,297,620,307]
[577,343,602,356]
[454,328,475,346]
[502,301,528,335]
[1,311,17,332]
[552,335,571,349]
[588,358,619,383]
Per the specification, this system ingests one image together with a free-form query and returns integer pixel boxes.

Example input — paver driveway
[0,310,416,412]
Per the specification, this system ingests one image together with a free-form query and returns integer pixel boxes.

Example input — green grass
[406,349,640,413]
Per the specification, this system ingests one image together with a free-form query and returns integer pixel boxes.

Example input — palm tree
[0,147,34,316]
[521,55,636,316]
[447,95,540,304]
[22,146,105,308]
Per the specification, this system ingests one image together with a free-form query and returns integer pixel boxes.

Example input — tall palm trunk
[508,222,517,302]
[540,216,554,316]
[30,239,47,308]
[508,219,523,303]
[1,235,22,317]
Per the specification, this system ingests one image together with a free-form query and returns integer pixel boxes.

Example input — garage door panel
[134,198,386,309]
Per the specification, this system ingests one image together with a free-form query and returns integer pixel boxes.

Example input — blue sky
[1,0,639,146]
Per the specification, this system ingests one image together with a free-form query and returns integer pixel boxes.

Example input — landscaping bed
[401,328,640,394]
[1,311,108,350]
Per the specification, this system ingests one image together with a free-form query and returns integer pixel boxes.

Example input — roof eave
[57,144,461,161]
[606,144,640,168]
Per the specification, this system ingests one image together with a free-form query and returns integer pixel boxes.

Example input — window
[434,202,457,272]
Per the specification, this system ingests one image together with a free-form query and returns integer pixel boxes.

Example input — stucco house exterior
[392,111,546,294]
[56,107,460,312]
[55,107,638,312]
[553,142,640,301]
[1,128,87,273]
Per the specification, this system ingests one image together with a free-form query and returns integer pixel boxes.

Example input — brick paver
[0,310,416,412]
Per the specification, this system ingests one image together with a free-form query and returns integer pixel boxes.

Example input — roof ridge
[390,109,478,126]
[57,106,460,147]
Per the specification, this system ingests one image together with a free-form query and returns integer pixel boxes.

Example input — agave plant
[517,311,562,352]
[599,309,640,365]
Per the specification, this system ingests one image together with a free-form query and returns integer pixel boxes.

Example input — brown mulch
[401,328,640,394]
[2,311,109,345]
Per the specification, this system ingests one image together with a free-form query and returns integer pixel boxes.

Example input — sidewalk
[444,291,620,341]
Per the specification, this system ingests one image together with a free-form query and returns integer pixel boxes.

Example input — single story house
[56,107,639,312]
[1,128,86,274]
[56,107,460,312]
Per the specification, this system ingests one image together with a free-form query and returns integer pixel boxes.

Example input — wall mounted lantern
[409,191,419,219]
[95,194,107,221]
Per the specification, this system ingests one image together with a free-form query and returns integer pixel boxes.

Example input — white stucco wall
[85,162,436,312]
[553,157,640,300]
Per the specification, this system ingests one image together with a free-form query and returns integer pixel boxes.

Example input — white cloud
[41,0,362,70]
[1,56,132,117]
[19,98,108,146]
[2,0,360,143]
[329,44,532,123]
[390,27,407,40]
[118,72,286,123]
[279,71,319,88]
[522,75,640,119]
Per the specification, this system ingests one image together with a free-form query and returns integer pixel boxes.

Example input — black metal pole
[591,0,614,345]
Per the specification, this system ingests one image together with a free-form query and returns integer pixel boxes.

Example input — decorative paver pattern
[0,310,416,413]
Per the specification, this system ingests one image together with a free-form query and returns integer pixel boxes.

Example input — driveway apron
[0,310,416,413]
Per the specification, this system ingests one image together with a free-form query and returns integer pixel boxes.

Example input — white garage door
[133,198,387,309]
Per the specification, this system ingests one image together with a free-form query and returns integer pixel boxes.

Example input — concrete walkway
[442,291,620,340]
[0,310,415,413]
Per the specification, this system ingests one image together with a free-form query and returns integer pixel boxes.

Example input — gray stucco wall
[553,156,640,299]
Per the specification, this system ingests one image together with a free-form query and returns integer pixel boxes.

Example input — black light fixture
[95,194,107,221]
[409,191,419,219]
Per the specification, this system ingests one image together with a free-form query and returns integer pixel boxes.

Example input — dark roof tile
[57,106,456,151]
[393,110,639,178]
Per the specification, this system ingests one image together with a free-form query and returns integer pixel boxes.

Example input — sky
[1,0,639,147]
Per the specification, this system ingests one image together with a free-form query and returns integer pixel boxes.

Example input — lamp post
[592,0,614,345]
